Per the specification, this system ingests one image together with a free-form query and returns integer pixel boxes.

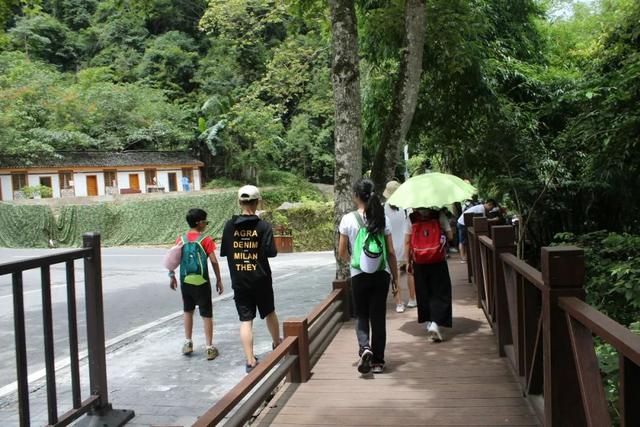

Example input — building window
[144,169,157,187]
[59,171,74,190]
[104,170,117,189]
[11,173,27,192]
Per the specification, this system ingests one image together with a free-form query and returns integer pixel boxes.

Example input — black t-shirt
[220,215,277,289]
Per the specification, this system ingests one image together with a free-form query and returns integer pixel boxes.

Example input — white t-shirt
[457,204,485,226]
[339,211,392,277]
[384,203,411,262]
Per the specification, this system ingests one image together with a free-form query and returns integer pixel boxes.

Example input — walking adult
[405,208,453,342]
[339,178,399,374]
[457,199,497,262]
[383,180,417,312]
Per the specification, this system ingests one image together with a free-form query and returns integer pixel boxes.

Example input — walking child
[220,185,281,373]
[169,208,224,360]
[339,178,399,374]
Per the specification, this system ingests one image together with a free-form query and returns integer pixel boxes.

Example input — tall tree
[328,0,362,279]
[370,0,426,191]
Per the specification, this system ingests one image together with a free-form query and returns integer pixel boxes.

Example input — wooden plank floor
[257,257,540,426]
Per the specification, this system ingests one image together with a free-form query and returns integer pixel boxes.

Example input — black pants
[351,271,390,364]
[413,261,453,327]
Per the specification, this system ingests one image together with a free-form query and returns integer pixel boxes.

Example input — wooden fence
[464,215,640,427]
[191,280,350,427]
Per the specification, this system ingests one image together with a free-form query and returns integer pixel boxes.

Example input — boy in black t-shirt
[220,185,281,373]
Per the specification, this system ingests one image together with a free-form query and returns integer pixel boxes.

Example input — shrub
[22,185,53,199]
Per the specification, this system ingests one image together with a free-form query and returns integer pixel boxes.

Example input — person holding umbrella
[387,173,477,342]
[404,208,453,341]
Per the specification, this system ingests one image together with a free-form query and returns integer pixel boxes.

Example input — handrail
[192,336,298,427]
[306,289,342,325]
[192,280,350,427]
[478,235,494,250]
[0,248,91,275]
[500,252,545,290]
[559,297,640,366]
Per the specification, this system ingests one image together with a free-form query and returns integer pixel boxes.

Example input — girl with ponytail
[338,178,399,374]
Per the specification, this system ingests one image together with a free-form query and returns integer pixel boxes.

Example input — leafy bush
[22,185,53,199]
[262,201,334,252]
[260,171,325,209]
[205,177,244,189]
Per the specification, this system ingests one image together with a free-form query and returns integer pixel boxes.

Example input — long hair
[353,178,385,234]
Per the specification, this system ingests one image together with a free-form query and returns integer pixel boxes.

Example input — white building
[0,151,204,201]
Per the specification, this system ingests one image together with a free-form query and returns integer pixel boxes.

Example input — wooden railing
[1,233,133,427]
[466,218,640,426]
[192,280,350,427]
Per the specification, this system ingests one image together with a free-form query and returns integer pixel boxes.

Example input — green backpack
[180,234,208,285]
[351,212,387,273]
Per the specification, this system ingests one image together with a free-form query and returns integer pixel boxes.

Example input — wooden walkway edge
[256,257,540,426]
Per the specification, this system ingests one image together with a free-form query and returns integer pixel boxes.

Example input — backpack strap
[352,211,366,229]
[181,234,188,244]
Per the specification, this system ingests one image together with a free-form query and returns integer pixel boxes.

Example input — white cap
[238,185,260,201]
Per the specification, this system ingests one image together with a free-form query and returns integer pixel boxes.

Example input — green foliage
[259,170,324,209]
[262,201,334,252]
[21,184,53,198]
[0,51,192,156]
[0,191,240,247]
[554,230,640,422]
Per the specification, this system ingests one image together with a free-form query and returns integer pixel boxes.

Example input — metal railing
[192,280,350,427]
[466,218,640,426]
[1,233,134,427]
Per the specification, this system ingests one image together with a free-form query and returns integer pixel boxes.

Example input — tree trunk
[328,0,363,279]
[371,0,426,192]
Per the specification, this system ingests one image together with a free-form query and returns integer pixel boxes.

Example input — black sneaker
[372,363,385,374]
[245,356,259,374]
[357,347,373,374]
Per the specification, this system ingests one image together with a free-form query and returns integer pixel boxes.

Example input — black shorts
[181,283,213,318]
[233,281,275,321]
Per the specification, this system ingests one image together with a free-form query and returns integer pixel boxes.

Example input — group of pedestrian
[167,185,280,373]
[165,179,497,377]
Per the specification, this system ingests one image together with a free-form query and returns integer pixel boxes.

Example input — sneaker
[206,346,219,361]
[449,248,459,253]
[395,303,405,313]
[246,356,259,373]
[460,259,467,264]
[272,337,283,350]
[406,299,417,308]
[372,363,385,374]
[427,322,443,343]
[357,347,373,374]
[182,340,193,355]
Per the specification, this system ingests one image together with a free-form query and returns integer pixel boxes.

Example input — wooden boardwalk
[257,257,540,426]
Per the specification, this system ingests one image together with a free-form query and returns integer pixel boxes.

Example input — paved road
[0,247,336,392]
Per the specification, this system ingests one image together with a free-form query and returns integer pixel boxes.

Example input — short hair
[186,208,207,228]
[485,199,497,207]
[239,199,259,207]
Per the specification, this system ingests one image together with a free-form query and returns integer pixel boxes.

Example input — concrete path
[0,253,336,427]
[257,257,540,426]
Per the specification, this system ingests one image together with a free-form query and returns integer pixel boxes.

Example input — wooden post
[620,355,640,427]
[463,212,480,283]
[492,225,515,357]
[333,279,350,320]
[284,318,310,383]
[472,217,489,310]
[541,246,587,427]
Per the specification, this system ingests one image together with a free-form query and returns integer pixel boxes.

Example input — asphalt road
[0,247,336,391]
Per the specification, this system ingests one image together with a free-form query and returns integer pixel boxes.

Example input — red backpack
[411,219,446,264]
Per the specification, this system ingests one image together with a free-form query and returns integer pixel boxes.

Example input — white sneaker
[395,303,405,313]
[406,299,417,308]
[427,322,443,342]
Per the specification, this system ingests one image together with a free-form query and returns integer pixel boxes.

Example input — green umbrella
[386,172,477,209]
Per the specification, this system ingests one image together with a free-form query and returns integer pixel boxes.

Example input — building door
[86,176,98,196]
[129,174,140,190]
[168,173,177,192]
[39,177,53,198]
